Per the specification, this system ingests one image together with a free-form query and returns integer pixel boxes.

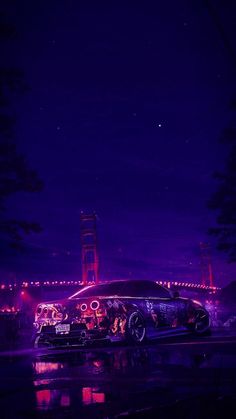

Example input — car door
[121,281,179,329]
[141,282,178,328]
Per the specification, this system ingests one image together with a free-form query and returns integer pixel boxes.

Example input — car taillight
[81,303,87,312]
[90,300,100,311]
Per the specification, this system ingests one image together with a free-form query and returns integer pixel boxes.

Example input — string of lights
[0,280,221,291]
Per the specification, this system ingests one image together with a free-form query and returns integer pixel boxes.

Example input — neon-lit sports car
[33,280,210,347]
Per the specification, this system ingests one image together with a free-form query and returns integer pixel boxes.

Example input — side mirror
[173,291,180,298]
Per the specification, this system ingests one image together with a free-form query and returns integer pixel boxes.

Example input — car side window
[141,282,171,298]
[122,281,171,298]
[153,285,171,298]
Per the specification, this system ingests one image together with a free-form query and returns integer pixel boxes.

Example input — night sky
[2,0,236,286]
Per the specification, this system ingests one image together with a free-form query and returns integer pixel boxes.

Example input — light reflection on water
[33,361,64,374]
[36,389,71,410]
[31,345,236,413]
[35,387,105,410]
[82,387,105,405]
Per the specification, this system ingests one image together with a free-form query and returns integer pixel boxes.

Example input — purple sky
[2,0,236,286]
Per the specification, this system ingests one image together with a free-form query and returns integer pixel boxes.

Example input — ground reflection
[33,361,64,374]
[82,387,105,405]
[36,389,71,410]
[31,343,236,414]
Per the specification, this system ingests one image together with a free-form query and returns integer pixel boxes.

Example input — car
[33,279,210,347]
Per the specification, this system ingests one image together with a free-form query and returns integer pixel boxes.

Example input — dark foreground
[0,333,236,418]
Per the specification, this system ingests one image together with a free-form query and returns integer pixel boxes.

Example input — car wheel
[194,308,210,335]
[126,311,146,344]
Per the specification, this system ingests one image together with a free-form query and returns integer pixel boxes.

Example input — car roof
[69,279,171,299]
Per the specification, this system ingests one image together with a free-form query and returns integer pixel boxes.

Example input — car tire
[125,311,146,344]
[193,308,211,335]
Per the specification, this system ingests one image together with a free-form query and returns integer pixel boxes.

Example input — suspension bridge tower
[199,242,214,287]
[80,212,99,286]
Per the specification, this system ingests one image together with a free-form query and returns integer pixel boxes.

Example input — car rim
[128,312,146,342]
[195,309,210,333]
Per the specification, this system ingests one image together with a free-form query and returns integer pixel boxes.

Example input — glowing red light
[92,392,105,403]
[82,387,105,405]
[82,387,92,405]
[36,390,51,408]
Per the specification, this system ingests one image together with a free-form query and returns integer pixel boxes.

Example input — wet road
[1,332,236,418]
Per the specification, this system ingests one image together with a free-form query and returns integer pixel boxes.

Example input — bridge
[0,279,221,292]
[0,279,221,314]
[156,281,220,293]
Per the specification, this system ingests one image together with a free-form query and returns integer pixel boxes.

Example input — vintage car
[33,280,210,347]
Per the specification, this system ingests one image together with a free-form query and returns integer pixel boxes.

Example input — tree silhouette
[208,107,236,262]
[0,12,43,246]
